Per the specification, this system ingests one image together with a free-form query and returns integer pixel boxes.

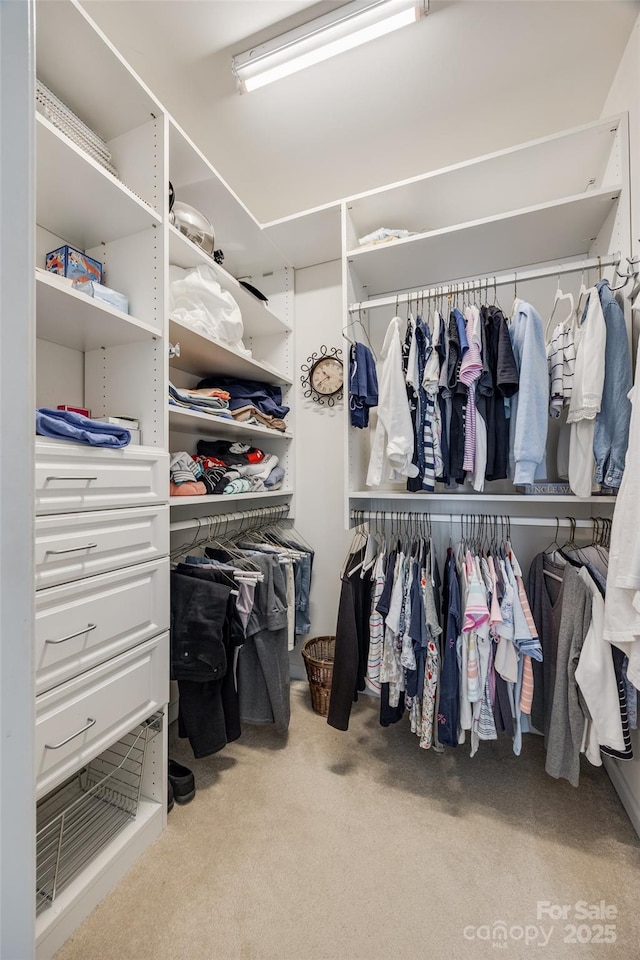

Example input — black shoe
[168,779,175,813]
[168,759,195,804]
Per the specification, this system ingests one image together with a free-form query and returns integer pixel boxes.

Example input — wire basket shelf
[36,712,163,914]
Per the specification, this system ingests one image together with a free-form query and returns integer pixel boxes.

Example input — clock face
[310,356,343,396]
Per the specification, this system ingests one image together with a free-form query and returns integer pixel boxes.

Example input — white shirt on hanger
[366,316,418,487]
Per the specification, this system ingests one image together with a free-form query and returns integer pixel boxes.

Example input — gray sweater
[545,564,593,787]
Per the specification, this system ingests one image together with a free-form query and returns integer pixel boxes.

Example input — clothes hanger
[492,275,503,312]
[545,272,574,340]
[342,512,367,578]
[510,272,519,317]
[342,306,377,359]
[574,263,589,324]
[610,264,634,292]
[540,517,564,581]
[624,252,640,300]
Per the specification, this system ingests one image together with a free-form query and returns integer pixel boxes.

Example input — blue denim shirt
[593,280,632,487]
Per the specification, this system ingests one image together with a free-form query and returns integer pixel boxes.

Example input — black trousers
[171,568,243,758]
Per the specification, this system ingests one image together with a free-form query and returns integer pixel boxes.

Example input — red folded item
[193,455,227,469]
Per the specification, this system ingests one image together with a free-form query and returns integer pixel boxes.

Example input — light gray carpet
[54,681,640,960]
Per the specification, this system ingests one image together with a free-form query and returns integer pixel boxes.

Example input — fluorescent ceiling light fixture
[232,0,428,93]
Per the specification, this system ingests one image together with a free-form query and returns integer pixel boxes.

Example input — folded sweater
[36,408,130,447]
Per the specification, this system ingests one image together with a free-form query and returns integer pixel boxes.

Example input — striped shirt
[547,319,576,417]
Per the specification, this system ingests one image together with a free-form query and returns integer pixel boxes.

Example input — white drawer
[35,440,168,515]
[35,505,169,590]
[35,633,169,799]
[35,559,170,695]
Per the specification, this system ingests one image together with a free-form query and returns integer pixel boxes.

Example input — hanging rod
[348,252,621,313]
[350,510,598,529]
[170,503,290,534]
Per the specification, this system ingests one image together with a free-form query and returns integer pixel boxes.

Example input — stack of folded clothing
[170,443,285,497]
[169,381,233,419]
[196,376,289,432]
[36,408,131,448]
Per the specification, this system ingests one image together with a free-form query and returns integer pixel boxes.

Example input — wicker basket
[301,635,335,717]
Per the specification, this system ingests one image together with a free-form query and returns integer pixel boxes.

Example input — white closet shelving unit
[33,2,169,957]
[342,114,630,520]
[29,1,296,957]
[167,116,295,519]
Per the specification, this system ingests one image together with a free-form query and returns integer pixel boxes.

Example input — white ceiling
[82,0,639,223]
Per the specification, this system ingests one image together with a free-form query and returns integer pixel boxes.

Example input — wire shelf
[36,712,162,914]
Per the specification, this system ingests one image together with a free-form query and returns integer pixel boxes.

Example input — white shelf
[169,118,288,277]
[262,203,343,270]
[346,187,622,295]
[35,271,160,350]
[169,406,292,441]
[170,490,293,507]
[168,226,290,336]
[36,1,162,143]
[349,491,617,504]
[169,316,292,385]
[36,114,161,249]
[346,117,621,239]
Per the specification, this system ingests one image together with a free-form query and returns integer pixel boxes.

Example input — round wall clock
[300,345,343,406]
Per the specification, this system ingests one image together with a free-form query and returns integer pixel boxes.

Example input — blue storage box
[46,245,103,284]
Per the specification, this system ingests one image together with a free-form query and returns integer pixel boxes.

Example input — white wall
[600,12,640,836]
[290,260,352,677]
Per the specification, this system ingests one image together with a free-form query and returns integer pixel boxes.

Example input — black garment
[171,573,231,681]
[196,439,265,467]
[376,549,397,618]
[447,313,467,485]
[327,549,373,731]
[175,565,244,747]
[493,674,515,738]
[527,553,565,738]
[475,308,493,465]
[380,684,406,726]
[171,571,244,758]
[482,306,519,481]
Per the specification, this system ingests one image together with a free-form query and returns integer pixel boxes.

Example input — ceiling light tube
[232,0,428,94]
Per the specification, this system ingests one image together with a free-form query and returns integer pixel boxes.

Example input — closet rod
[170,503,290,534]
[350,511,598,529]
[348,252,621,313]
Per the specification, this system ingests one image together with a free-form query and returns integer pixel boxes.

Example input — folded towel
[36,408,130,447]
[170,480,207,497]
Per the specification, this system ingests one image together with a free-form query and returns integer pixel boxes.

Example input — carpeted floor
[54,680,640,960]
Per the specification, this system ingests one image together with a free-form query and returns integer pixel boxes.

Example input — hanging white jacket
[567,289,606,498]
[576,567,625,752]
[366,316,418,487]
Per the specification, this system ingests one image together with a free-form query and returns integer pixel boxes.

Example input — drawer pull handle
[45,624,97,645]
[45,543,97,555]
[46,476,98,482]
[45,717,96,750]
